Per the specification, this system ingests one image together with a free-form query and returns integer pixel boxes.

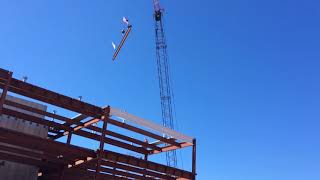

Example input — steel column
[192,139,197,180]
[94,106,110,179]
[143,139,149,178]
[67,133,72,144]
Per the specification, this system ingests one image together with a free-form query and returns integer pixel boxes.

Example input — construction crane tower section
[153,0,177,167]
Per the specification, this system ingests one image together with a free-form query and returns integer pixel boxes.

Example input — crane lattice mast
[153,0,177,167]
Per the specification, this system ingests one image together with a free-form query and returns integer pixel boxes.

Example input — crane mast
[153,0,177,167]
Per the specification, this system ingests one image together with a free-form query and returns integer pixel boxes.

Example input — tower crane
[153,0,177,167]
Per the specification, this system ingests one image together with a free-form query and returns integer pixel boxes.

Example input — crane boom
[153,0,177,167]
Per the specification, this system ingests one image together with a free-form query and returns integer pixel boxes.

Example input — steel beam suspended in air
[112,25,132,61]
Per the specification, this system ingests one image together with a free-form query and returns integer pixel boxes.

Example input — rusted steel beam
[0,68,102,117]
[71,114,88,122]
[0,71,12,114]
[73,118,99,132]
[62,123,156,154]
[4,99,72,123]
[149,142,193,155]
[112,25,132,61]
[95,107,110,179]
[102,150,193,179]
[10,100,161,151]
[192,139,197,180]
[41,164,96,180]
[0,68,11,79]
[101,160,175,180]
[0,151,60,169]
[106,118,181,147]
[64,168,129,180]
[105,129,162,151]
[48,128,61,134]
[58,114,88,132]
[99,165,153,180]
[42,157,97,179]
[5,99,74,144]
[0,143,67,165]
[63,118,100,136]
[0,136,79,163]
[39,169,94,180]
[78,122,162,151]
[53,114,89,139]
[2,107,72,132]
[68,157,96,169]
[74,129,148,154]
[0,126,96,159]
[56,115,161,152]
[48,134,58,139]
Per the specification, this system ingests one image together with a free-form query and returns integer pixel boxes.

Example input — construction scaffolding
[0,68,196,180]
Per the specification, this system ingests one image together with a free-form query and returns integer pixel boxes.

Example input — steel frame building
[0,68,196,180]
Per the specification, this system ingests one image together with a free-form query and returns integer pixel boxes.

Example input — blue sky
[1,0,320,179]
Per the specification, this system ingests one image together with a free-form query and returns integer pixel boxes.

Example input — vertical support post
[143,139,149,161]
[0,71,12,115]
[66,132,72,144]
[143,154,148,177]
[95,106,110,180]
[143,139,149,178]
[192,139,197,180]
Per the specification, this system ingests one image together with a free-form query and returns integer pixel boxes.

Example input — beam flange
[106,118,181,147]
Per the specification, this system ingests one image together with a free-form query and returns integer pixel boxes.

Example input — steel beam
[102,150,193,179]
[0,71,12,114]
[0,126,96,159]
[0,68,102,117]
[0,144,66,165]
[4,99,72,123]
[106,118,181,147]
[112,25,132,61]
[57,114,88,136]
[2,107,72,132]
[105,129,162,151]
[60,117,161,151]
[53,114,89,139]
[63,118,100,136]
[3,103,157,154]
[99,165,152,180]
[149,142,193,155]
[100,160,175,180]
[0,151,60,169]
[74,129,148,154]
[95,107,110,179]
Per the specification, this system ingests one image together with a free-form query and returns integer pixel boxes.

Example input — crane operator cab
[155,10,162,21]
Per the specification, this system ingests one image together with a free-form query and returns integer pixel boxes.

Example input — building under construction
[0,68,196,179]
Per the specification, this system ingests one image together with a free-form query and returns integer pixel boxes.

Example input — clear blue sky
[1,0,320,179]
